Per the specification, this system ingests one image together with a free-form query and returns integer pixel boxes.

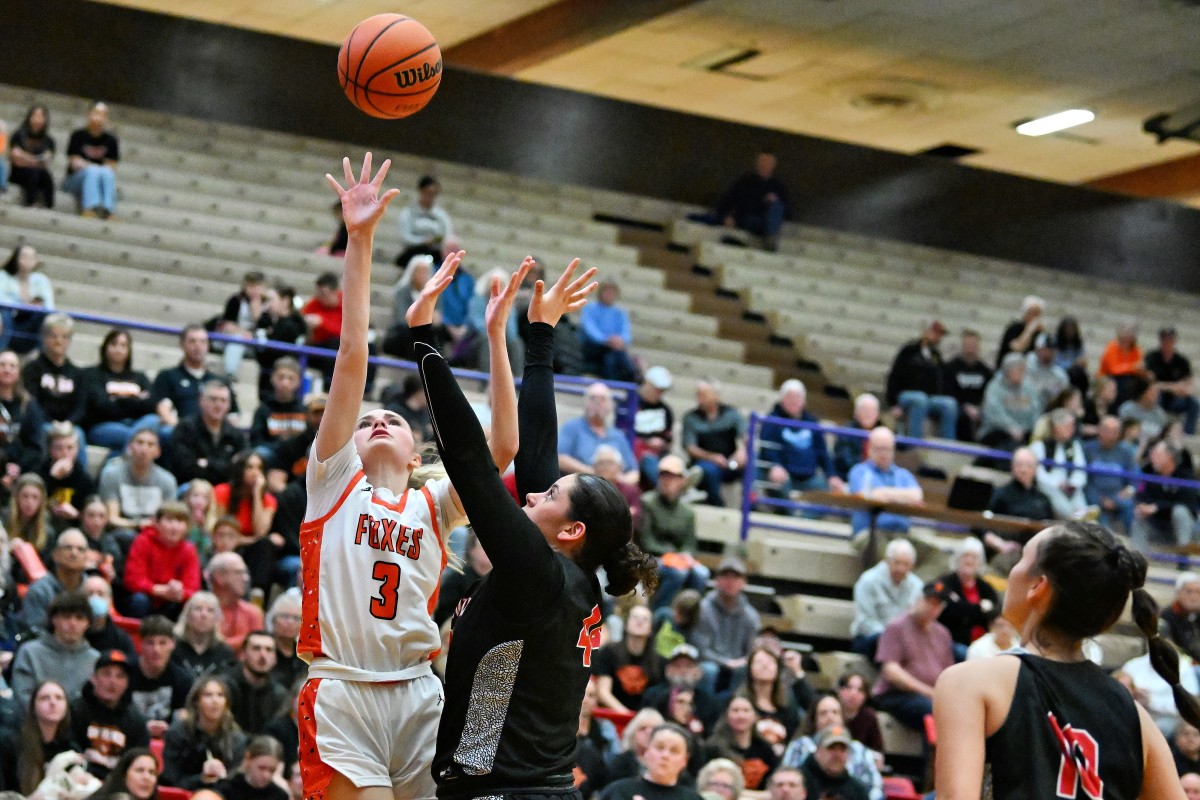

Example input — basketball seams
[351,14,411,114]
[363,41,440,88]
[339,13,440,119]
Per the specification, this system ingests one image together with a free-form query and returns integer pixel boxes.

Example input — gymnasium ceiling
[91,0,1200,195]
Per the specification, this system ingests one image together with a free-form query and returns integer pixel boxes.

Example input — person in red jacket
[122,500,201,619]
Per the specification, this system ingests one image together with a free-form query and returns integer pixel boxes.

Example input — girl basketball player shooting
[297,154,518,800]
[405,256,659,800]
[934,521,1200,799]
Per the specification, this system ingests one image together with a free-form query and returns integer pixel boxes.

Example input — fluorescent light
[1015,109,1095,136]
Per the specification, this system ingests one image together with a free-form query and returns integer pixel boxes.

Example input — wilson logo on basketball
[394,60,442,90]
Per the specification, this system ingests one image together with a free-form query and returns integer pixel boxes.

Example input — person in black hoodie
[0,678,80,794]
[934,537,999,655]
[20,313,85,461]
[1131,440,1200,553]
[943,329,994,442]
[70,649,150,778]
[38,422,96,532]
[214,735,290,800]
[253,285,307,402]
[248,357,305,452]
[886,319,958,442]
[0,349,46,500]
[160,675,247,790]
[599,724,702,800]
[80,328,164,455]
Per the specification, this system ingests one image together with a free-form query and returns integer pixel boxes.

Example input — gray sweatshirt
[11,632,99,708]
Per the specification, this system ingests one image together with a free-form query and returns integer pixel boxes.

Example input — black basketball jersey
[433,553,602,800]
[985,653,1142,800]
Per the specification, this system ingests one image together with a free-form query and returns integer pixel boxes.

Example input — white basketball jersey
[299,438,464,681]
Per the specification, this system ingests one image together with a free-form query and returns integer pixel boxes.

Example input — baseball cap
[644,366,673,391]
[95,649,133,675]
[923,580,954,603]
[716,556,746,577]
[815,724,853,748]
[668,644,700,663]
[658,455,686,477]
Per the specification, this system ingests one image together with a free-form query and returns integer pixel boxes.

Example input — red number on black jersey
[577,605,603,667]
[1049,713,1102,800]
[369,561,402,620]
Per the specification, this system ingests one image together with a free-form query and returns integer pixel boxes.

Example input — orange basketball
[338,14,442,119]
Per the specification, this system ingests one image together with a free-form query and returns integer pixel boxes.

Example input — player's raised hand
[325,152,401,236]
[529,258,597,327]
[486,257,533,339]
[407,249,465,328]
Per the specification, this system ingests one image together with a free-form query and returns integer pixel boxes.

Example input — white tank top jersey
[299,437,465,682]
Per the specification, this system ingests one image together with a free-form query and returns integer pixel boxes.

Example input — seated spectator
[11,589,98,707]
[1028,408,1090,520]
[996,295,1045,363]
[214,451,279,593]
[87,747,159,800]
[886,320,957,441]
[694,557,759,692]
[382,255,433,359]
[213,734,290,800]
[207,552,263,650]
[760,379,844,499]
[1119,649,1199,738]
[605,708,665,784]
[183,479,218,559]
[380,374,433,445]
[79,328,163,455]
[849,539,921,661]
[836,673,883,756]
[465,267,525,373]
[652,591,702,659]
[780,694,881,800]
[1051,315,1087,388]
[965,612,1018,660]
[8,103,55,208]
[127,616,191,738]
[266,394,322,491]
[160,675,247,790]
[99,427,177,532]
[979,353,1042,451]
[1120,378,1170,445]
[1132,440,1199,552]
[1083,415,1138,532]
[639,455,707,611]
[766,768,806,800]
[1162,572,1200,663]
[944,328,993,441]
[122,501,201,619]
[1185,773,1200,799]
[437,262,476,361]
[593,445,643,529]
[171,590,236,678]
[69,648,149,778]
[690,150,789,251]
[1147,327,1199,435]
[434,532,491,626]
[796,725,870,800]
[40,422,96,530]
[151,324,237,430]
[735,647,800,740]
[315,200,347,257]
[221,631,288,735]
[558,382,638,482]
[934,538,997,655]
[265,591,304,689]
[845,427,923,543]
[253,284,307,401]
[683,379,748,507]
[594,603,663,713]
[22,312,86,453]
[695,757,743,800]
[1175,723,1200,777]
[1029,386,1085,443]
[9,471,51,554]
[1025,333,1070,409]
[1099,321,1147,405]
[215,271,267,378]
[833,394,881,481]
[83,573,136,659]
[871,581,955,731]
[169,380,247,486]
[705,696,779,790]
[983,447,1052,564]
[0,678,78,795]
[301,271,344,391]
[0,348,47,493]
[394,175,453,269]
[600,723,700,800]
[0,244,55,354]
[249,359,305,455]
[19,528,89,632]
[645,643,721,732]
[631,367,676,485]
[579,280,638,382]
[62,101,119,219]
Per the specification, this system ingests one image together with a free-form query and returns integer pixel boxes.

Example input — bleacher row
[0,84,1167,764]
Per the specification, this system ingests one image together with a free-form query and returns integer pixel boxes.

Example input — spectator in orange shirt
[1098,322,1147,406]
[205,551,262,651]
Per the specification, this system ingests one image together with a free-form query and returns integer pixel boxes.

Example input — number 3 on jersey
[370,561,401,620]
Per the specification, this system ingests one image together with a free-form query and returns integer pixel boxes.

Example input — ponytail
[602,541,660,598]
[1131,586,1200,730]
[408,443,462,573]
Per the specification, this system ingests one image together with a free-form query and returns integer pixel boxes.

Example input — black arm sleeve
[411,325,561,601]
[515,322,559,500]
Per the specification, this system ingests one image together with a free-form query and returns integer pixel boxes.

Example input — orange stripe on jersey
[421,485,448,664]
[301,469,366,533]
[298,679,334,800]
[298,470,363,658]
[370,488,410,515]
